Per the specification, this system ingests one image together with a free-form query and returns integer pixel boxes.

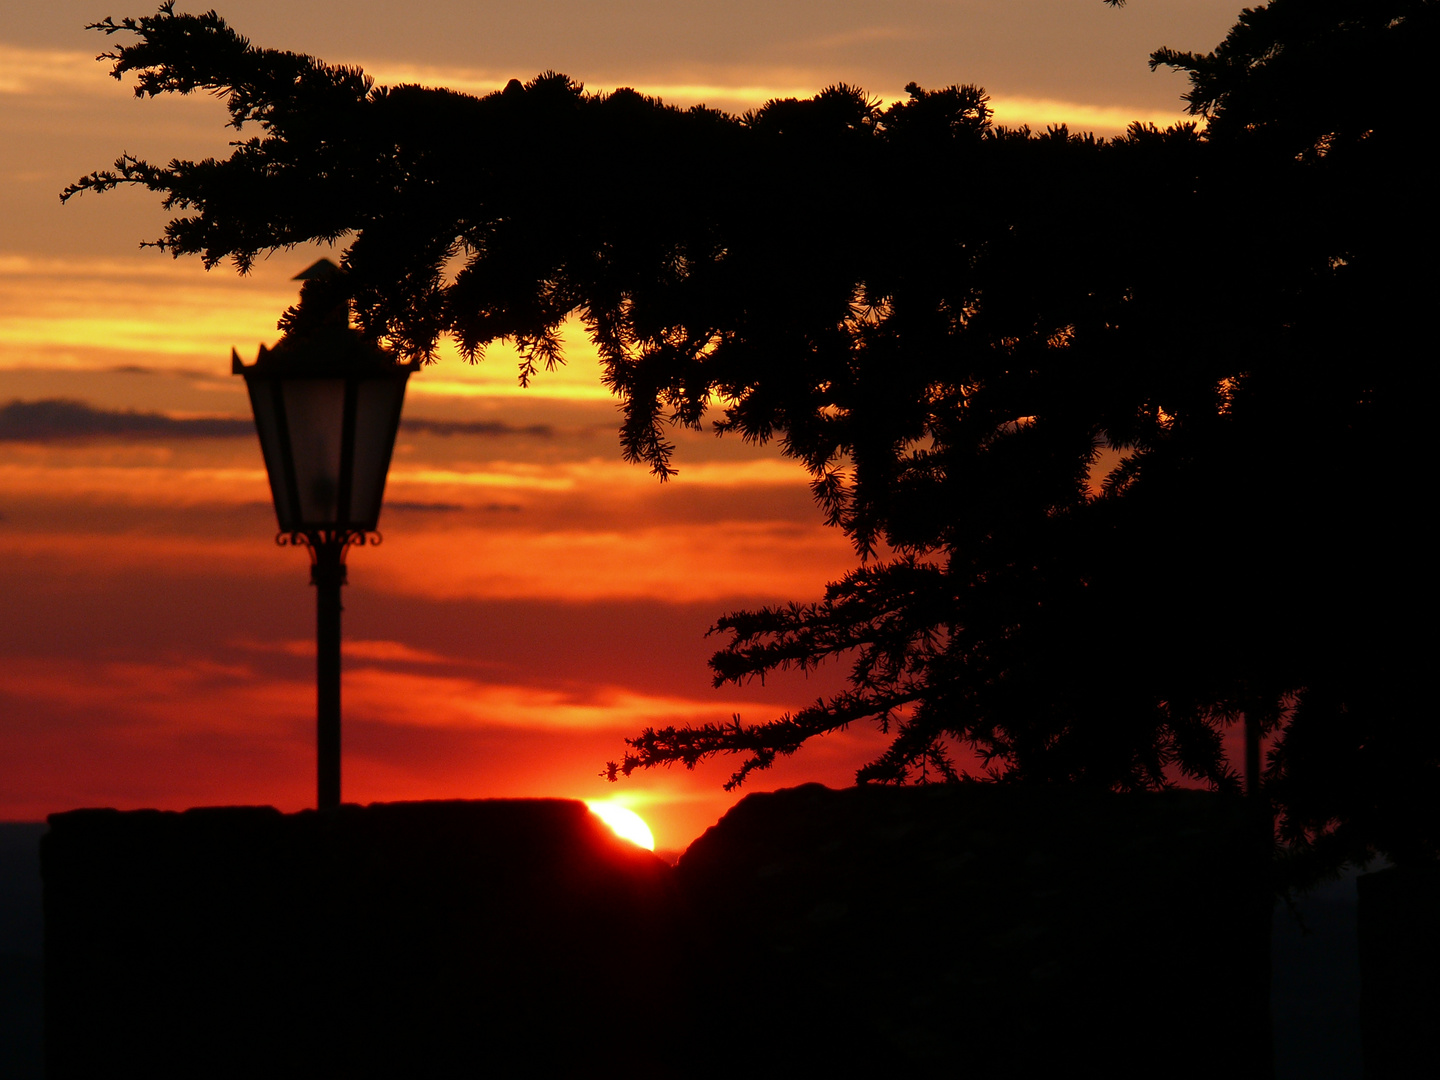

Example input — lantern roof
[231,258,418,379]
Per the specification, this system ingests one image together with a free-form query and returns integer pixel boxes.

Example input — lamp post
[233,259,417,810]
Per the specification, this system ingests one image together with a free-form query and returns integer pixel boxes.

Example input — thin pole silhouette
[313,538,346,810]
[1245,712,1261,799]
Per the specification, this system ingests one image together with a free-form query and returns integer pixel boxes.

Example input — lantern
[233,259,417,809]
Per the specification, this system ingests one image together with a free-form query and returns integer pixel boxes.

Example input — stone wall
[675,783,1271,1077]
[43,787,1271,1078]
[1358,864,1439,1079]
[42,800,679,1078]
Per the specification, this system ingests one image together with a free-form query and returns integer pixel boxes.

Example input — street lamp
[233,259,418,810]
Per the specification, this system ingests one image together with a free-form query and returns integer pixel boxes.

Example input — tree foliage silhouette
[66,2,1435,876]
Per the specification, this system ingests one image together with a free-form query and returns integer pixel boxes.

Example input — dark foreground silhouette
[1,823,45,1080]
[679,785,1271,1077]
[1357,864,1440,1078]
[43,801,679,1078]
[38,787,1288,1079]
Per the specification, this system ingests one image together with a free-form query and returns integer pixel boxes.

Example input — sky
[0,1,1246,848]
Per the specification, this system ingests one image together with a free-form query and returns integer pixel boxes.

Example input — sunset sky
[0,1,1244,848]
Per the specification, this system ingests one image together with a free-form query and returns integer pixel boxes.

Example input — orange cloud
[0,531,284,581]
[385,456,810,499]
[343,667,761,732]
[0,462,267,504]
[235,637,459,665]
[363,520,854,603]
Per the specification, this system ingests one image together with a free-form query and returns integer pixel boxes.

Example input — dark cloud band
[0,399,554,442]
[0,398,253,441]
[400,418,553,438]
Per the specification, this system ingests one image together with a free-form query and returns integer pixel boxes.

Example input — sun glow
[586,802,656,851]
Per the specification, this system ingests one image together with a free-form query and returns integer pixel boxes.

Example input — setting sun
[586,801,655,850]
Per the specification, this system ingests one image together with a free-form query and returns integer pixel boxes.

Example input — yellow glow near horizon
[0,40,1194,138]
[986,95,1197,135]
[351,60,1194,135]
[0,44,111,95]
[586,802,656,850]
[0,256,624,402]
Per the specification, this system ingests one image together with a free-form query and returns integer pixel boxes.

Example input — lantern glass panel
[246,379,296,529]
[281,378,346,526]
[349,377,409,529]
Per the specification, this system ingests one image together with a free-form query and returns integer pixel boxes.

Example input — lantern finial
[294,258,341,281]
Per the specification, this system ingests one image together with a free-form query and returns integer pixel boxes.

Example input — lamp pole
[313,535,345,810]
[234,259,416,811]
